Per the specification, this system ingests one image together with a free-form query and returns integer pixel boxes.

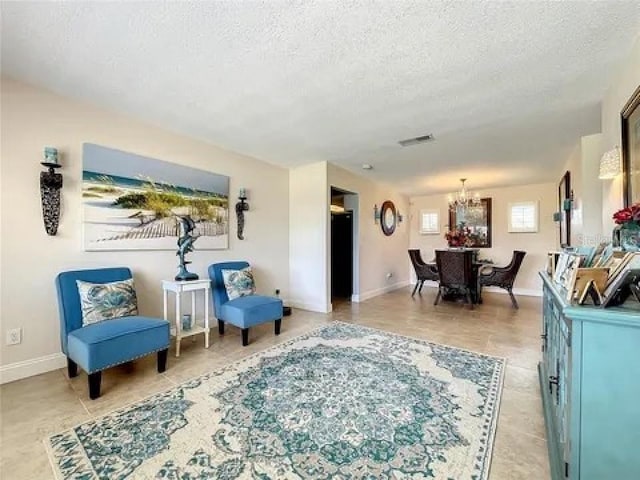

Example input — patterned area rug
[46,323,505,479]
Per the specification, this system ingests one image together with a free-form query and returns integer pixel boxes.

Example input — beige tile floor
[0,287,550,479]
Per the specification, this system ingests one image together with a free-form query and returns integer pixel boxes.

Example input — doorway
[330,187,358,302]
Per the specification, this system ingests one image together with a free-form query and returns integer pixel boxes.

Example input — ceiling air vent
[398,134,434,147]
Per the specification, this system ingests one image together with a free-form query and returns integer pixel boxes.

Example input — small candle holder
[40,147,63,236]
[181,313,192,331]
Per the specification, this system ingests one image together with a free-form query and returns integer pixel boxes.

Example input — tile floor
[0,287,550,479]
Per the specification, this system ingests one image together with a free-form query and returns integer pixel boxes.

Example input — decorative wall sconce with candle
[40,147,63,236]
[373,204,380,224]
[235,188,249,240]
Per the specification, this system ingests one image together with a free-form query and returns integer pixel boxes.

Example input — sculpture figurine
[175,215,199,281]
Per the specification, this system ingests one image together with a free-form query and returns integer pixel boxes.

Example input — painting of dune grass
[82,144,229,251]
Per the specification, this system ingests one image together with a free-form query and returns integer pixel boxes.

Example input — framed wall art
[448,198,492,248]
[622,84,640,207]
[82,143,229,251]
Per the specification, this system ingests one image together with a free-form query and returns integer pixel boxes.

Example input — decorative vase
[620,224,640,252]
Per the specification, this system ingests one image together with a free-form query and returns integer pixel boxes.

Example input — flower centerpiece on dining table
[445,225,471,248]
[613,202,640,251]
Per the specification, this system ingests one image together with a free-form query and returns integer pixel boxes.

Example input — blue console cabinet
[539,273,640,480]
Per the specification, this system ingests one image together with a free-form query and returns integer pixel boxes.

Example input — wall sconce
[235,188,249,240]
[40,147,63,235]
[598,146,621,179]
[398,211,404,223]
[374,204,380,224]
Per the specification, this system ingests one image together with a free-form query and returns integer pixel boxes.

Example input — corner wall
[288,162,330,312]
[0,78,290,381]
[410,182,557,295]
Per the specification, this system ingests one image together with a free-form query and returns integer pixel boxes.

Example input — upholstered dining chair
[408,249,439,297]
[478,250,527,309]
[55,267,170,399]
[208,261,283,346]
[434,249,475,309]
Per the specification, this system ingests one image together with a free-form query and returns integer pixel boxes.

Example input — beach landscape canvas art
[82,144,229,250]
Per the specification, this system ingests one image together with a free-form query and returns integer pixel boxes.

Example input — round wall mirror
[380,200,397,236]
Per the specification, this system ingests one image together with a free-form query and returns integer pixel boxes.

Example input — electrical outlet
[275,289,281,296]
[6,328,22,346]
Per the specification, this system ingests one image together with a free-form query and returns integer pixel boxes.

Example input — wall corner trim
[0,352,66,385]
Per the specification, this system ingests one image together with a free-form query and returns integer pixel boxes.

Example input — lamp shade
[599,147,621,179]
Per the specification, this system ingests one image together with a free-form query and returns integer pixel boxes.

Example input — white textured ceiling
[2,1,640,195]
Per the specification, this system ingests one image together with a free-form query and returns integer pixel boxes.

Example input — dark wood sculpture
[40,162,63,235]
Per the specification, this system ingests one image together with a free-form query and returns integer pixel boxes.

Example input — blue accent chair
[208,261,283,346]
[56,267,170,399]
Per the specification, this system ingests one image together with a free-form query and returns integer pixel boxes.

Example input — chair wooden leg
[434,289,442,306]
[67,358,78,378]
[241,328,249,346]
[88,371,102,400]
[508,289,519,309]
[411,282,419,297]
[157,349,168,373]
[418,280,425,294]
[218,319,225,335]
[275,319,282,335]
[466,289,474,310]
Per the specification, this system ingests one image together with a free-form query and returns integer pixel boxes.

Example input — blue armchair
[208,261,283,346]
[56,267,170,399]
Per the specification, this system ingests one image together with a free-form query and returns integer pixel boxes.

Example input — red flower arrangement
[612,203,640,226]
[445,226,471,247]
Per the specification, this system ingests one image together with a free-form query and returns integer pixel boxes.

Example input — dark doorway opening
[330,187,355,301]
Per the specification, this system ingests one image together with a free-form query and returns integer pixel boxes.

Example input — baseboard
[288,301,332,313]
[482,286,542,297]
[410,281,542,297]
[0,352,66,385]
[354,280,410,303]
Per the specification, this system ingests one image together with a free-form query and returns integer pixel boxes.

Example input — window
[420,209,440,234]
[508,201,539,233]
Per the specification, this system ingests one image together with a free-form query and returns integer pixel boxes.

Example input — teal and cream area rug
[46,323,505,479]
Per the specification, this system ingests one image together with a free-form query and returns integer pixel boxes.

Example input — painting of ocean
[82,144,229,251]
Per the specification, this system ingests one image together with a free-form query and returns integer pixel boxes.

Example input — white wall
[288,162,329,312]
[410,182,557,295]
[562,133,604,247]
[328,163,410,302]
[601,33,640,230]
[0,78,290,377]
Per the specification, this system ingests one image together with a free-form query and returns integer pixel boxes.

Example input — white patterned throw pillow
[76,278,138,326]
[222,267,256,300]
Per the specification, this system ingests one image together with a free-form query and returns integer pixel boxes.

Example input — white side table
[162,279,210,357]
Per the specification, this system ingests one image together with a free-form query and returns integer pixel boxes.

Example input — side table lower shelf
[162,279,211,357]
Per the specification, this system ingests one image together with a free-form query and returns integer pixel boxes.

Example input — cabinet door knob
[548,375,559,394]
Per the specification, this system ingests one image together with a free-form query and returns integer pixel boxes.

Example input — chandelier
[448,178,481,212]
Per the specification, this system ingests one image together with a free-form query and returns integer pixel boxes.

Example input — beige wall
[562,133,604,247]
[409,182,557,294]
[288,162,329,312]
[328,163,410,302]
[601,33,640,230]
[0,78,290,373]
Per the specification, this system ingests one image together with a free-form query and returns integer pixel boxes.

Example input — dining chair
[408,249,439,296]
[434,249,475,309]
[478,250,527,308]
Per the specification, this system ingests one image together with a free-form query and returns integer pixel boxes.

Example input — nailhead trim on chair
[85,345,170,374]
